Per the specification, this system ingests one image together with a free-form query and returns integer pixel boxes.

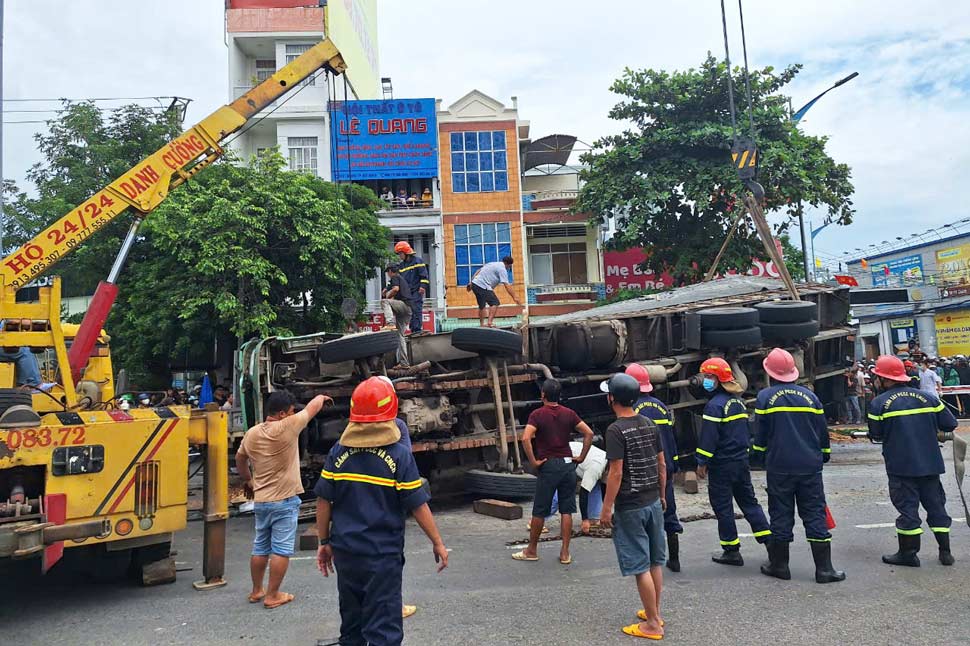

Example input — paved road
[3,442,969,645]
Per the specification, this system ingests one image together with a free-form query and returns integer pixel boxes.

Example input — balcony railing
[524,189,579,211]
[379,198,437,212]
[526,282,605,304]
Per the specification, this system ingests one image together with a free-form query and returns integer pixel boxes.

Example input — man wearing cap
[599,373,667,640]
[868,355,958,567]
[693,357,771,566]
[626,363,684,573]
[315,377,448,645]
[395,241,431,335]
[753,348,845,584]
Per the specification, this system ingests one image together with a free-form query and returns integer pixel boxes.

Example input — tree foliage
[576,54,854,283]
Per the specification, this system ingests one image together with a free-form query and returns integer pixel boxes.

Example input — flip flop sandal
[511,551,539,561]
[402,605,417,618]
[636,610,665,626]
[248,593,266,603]
[264,592,295,609]
[559,556,573,565]
[622,623,663,640]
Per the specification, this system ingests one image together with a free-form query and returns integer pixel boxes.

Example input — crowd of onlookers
[839,352,970,424]
[379,186,433,209]
[118,383,235,410]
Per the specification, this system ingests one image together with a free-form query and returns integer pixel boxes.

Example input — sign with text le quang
[332,98,438,181]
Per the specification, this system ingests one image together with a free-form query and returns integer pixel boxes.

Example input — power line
[2,95,184,103]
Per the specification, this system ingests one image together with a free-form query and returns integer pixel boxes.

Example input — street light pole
[798,213,810,281]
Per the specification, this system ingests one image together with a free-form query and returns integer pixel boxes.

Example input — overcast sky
[5,1,969,269]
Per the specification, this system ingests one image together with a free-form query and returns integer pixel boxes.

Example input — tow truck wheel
[464,469,536,499]
[317,331,400,364]
[0,388,32,415]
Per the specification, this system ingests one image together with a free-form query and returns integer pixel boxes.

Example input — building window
[529,242,588,285]
[287,137,318,173]
[255,59,275,83]
[450,130,509,193]
[285,44,316,86]
[454,222,513,286]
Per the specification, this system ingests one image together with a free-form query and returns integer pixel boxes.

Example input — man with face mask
[868,355,958,567]
[694,357,771,566]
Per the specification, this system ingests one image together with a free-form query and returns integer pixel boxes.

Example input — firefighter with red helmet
[867,355,958,567]
[754,348,845,583]
[395,241,431,335]
[315,377,448,645]
[626,363,683,572]
[694,357,771,566]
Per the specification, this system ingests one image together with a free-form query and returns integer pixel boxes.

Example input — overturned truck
[237,276,853,495]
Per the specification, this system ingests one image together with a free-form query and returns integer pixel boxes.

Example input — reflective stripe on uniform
[930,527,951,533]
[754,406,824,415]
[702,413,748,423]
[806,537,832,543]
[672,455,679,461]
[696,448,714,458]
[399,263,427,272]
[752,445,766,452]
[720,538,740,546]
[896,527,924,535]
[867,403,945,421]
[821,448,831,454]
[752,530,772,538]
[321,469,423,491]
[653,419,672,425]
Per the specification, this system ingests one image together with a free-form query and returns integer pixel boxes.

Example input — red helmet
[903,360,915,369]
[763,348,799,382]
[700,357,734,383]
[394,241,414,255]
[349,376,399,422]
[625,363,653,393]
[873,355,909,382]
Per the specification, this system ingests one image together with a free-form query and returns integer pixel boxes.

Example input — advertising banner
[366,310,436,334]
[332,99,438,181]
[871,254,924,287]
[936,243,970,287]
[935,310,970,357]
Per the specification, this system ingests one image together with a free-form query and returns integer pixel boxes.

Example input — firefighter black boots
[810,542,846,583]
[666,532,681,572]
[712,546,744,566]
[760,540,791,580]
[935,532,955,566]
[882,533,921,567]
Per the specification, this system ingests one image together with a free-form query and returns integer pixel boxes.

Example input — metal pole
[810,219,817,282]
[486,358,509,470]
[798,213,810,282]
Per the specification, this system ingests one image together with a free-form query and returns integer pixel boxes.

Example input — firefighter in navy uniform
[314,377,449,646]
[694,357,771,565]
[753,348,846,584]
[867,355,958,567]
[395,241,430,335]
[626,363,684,572]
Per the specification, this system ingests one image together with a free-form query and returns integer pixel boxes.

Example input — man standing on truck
[514,378,594,565]
[237,390,330,609]
[467,256,522,328]
[867,355,958,567]
[315,377,448,646]
[626,363,684,573]
[395,241,430,336]
[753,348,845,584]
[381,265,413,370]
[694,357,772,566]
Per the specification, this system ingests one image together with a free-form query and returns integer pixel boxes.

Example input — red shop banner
[365,309,436,333]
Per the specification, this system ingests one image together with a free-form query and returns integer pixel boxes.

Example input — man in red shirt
[513,379,594,565]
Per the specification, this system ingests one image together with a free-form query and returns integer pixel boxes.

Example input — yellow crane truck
[0,39,348,586]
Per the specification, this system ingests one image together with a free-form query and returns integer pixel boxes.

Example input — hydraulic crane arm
[1,39,346,291]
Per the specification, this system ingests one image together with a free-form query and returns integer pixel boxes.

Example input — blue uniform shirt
[635,395,678,474]
[696,392,750,466]
[314,421,429,556]
[867,386,957,477]
[752,384,830,474]
[399,255,430,294]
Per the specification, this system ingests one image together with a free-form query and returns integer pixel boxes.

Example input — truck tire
[0,389,32,416]
[451,328,522,356]
[760,320,820,342]
[755,300,818,324]
[318,331,399,364]
[696,307,760,330]
[701,326,762,349]
[464,469,536,499]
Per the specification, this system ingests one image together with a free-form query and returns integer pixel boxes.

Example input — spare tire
[755,300,818,324]
[701,326,762,349]
[696,307,760,330]
[464,469,536,499]
[318,331,400,364]
[760,320,820,342]
[451,328,521,356]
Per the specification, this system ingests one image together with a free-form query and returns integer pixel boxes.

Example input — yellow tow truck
[0,39,348,586]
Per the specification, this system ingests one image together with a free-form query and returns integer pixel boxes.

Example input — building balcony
[527,283,606,305]
[524,189,579,211]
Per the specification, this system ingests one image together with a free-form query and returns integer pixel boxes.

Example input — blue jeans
[845,395,862,424]
[0,347,42,386]
[611,499,666,576]
[252,495,300,557]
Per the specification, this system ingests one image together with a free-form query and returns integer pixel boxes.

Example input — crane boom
[1,39,346,291]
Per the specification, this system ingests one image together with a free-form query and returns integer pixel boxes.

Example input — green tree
[576,54,854,283]
[110,151,390,381]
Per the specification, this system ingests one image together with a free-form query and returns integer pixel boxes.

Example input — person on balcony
[420,188,432,206]
[396,189,409,208]
[380,187,394,203]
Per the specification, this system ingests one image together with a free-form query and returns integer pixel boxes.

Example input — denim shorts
[611,498,666,576]
[253,495,301,557]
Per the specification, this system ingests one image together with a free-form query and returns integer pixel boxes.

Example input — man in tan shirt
[236,390,329,609]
